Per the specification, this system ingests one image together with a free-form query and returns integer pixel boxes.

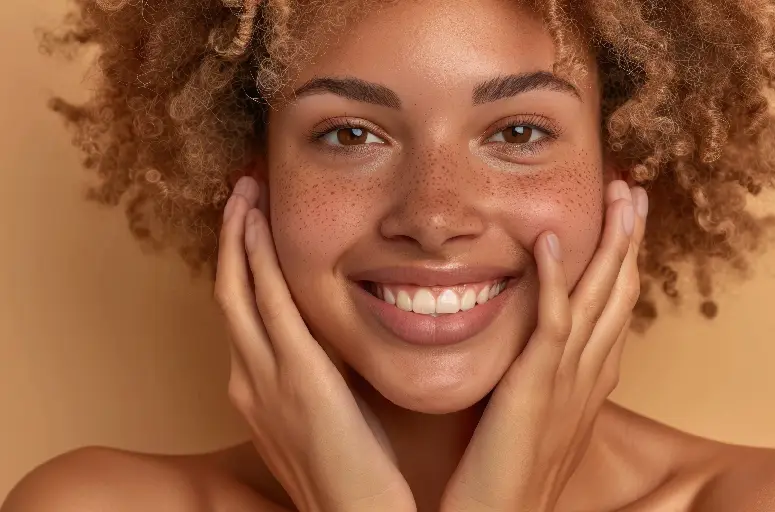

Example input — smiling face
[261,0,609,414]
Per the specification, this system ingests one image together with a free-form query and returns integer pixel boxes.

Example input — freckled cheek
[268,169,376,271]
[504,170,604,285]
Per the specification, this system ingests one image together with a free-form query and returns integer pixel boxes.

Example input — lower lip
[350,280,515,346]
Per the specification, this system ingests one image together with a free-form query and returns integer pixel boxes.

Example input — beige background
[3,0,775,502]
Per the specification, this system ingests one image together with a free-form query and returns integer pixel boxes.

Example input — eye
[486,124,548,144]
[320,127,385,146]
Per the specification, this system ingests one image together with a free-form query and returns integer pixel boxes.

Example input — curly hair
[42,0,775,330]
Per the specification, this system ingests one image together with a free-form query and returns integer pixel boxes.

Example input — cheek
[500,157,604,285]
[268,160,376,271]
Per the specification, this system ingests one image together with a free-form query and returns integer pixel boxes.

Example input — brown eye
[486,123,549,146]
[337,127,368,145]
[502,125,533,143]
[319,125,385,146]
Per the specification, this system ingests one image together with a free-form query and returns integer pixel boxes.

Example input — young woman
[5,0,775,510]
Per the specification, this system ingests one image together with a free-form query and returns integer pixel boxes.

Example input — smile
[363,279,510,316]
[349,266,519,346]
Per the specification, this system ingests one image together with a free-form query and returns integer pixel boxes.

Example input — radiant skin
[266,0,604,415]
[6,1,775,512]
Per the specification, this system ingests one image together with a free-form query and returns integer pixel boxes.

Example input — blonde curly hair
[43,0,775,329]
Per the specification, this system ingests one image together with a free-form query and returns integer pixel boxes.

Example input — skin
[266,0,604,416]
[5,1,775,511]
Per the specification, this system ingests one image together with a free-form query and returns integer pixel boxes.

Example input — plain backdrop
[3,0,775,502]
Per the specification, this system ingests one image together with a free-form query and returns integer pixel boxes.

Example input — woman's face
[263,0,609,414]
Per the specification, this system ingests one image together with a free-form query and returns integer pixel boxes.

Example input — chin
[390,388,494,415]
[301,276,538,414]
[358,354,509,414]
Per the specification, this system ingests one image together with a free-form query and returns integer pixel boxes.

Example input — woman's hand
[214,177,416,512]
[440,180,648,512]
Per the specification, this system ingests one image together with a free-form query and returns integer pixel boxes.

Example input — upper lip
[349,265,517,287]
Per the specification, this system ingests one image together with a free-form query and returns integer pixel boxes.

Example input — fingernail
[614,181,631,201]
[223,196,237,222]
[622,204,635,235]
[233,176,250,197]
[547,233,562,261]
[633,188,649,219]
[245,209,258,248]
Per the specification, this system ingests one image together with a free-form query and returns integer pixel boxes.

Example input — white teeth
[477,286,490,304]
[412,289,436,314]
[383,288,396,305]
[461,289,477,311]
[396,290,412,311]
[371,280,508,315]
[436,289,461,314]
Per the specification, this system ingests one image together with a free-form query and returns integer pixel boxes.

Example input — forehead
[280,0,598,100]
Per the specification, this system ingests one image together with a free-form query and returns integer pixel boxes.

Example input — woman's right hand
[214,176,416,512]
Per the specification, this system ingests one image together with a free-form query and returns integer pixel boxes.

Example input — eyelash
[307,118,384,144]
[483,114,561,156]
[307,114,562,156]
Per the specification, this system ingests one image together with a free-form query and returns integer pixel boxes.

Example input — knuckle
[609,371,621,390]
[543,311,572,340]
[621,279,641,307]
[554,365,575,389]
[600,366,620,392]
[214,286,239,315]
[227,375,256,413]
[255,294,285,323]
[580,299,605,327]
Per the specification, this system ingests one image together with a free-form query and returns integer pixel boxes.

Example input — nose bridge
[380,144,485,252]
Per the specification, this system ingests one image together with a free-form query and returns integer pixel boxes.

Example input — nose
[379,148,486,254]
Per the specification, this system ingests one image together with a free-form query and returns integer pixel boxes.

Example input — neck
[348,370,489,508]
[219,376,671,512]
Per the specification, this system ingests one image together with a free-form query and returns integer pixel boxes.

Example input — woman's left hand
[440,181,648,512]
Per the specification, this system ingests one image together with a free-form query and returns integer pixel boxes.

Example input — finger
[583,317,631,412]
[575,186,646,381]
[511,231,571,381]
[244,206,328,366]
[227,339,261,419]
[214,177,276,372]
[577,232,640,381]
[630,186,649,256]
[560,181,634,368]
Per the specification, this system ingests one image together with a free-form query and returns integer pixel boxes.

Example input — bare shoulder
[690,443,775,512]
[1,446,288,512]
[593,403,775,511]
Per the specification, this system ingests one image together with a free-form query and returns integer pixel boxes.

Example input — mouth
[350,273,517,346]
[358,278,510,316]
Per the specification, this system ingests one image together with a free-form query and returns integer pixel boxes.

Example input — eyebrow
[472,72,581,104]
[292,71,581,109]
[293,77,402,109]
